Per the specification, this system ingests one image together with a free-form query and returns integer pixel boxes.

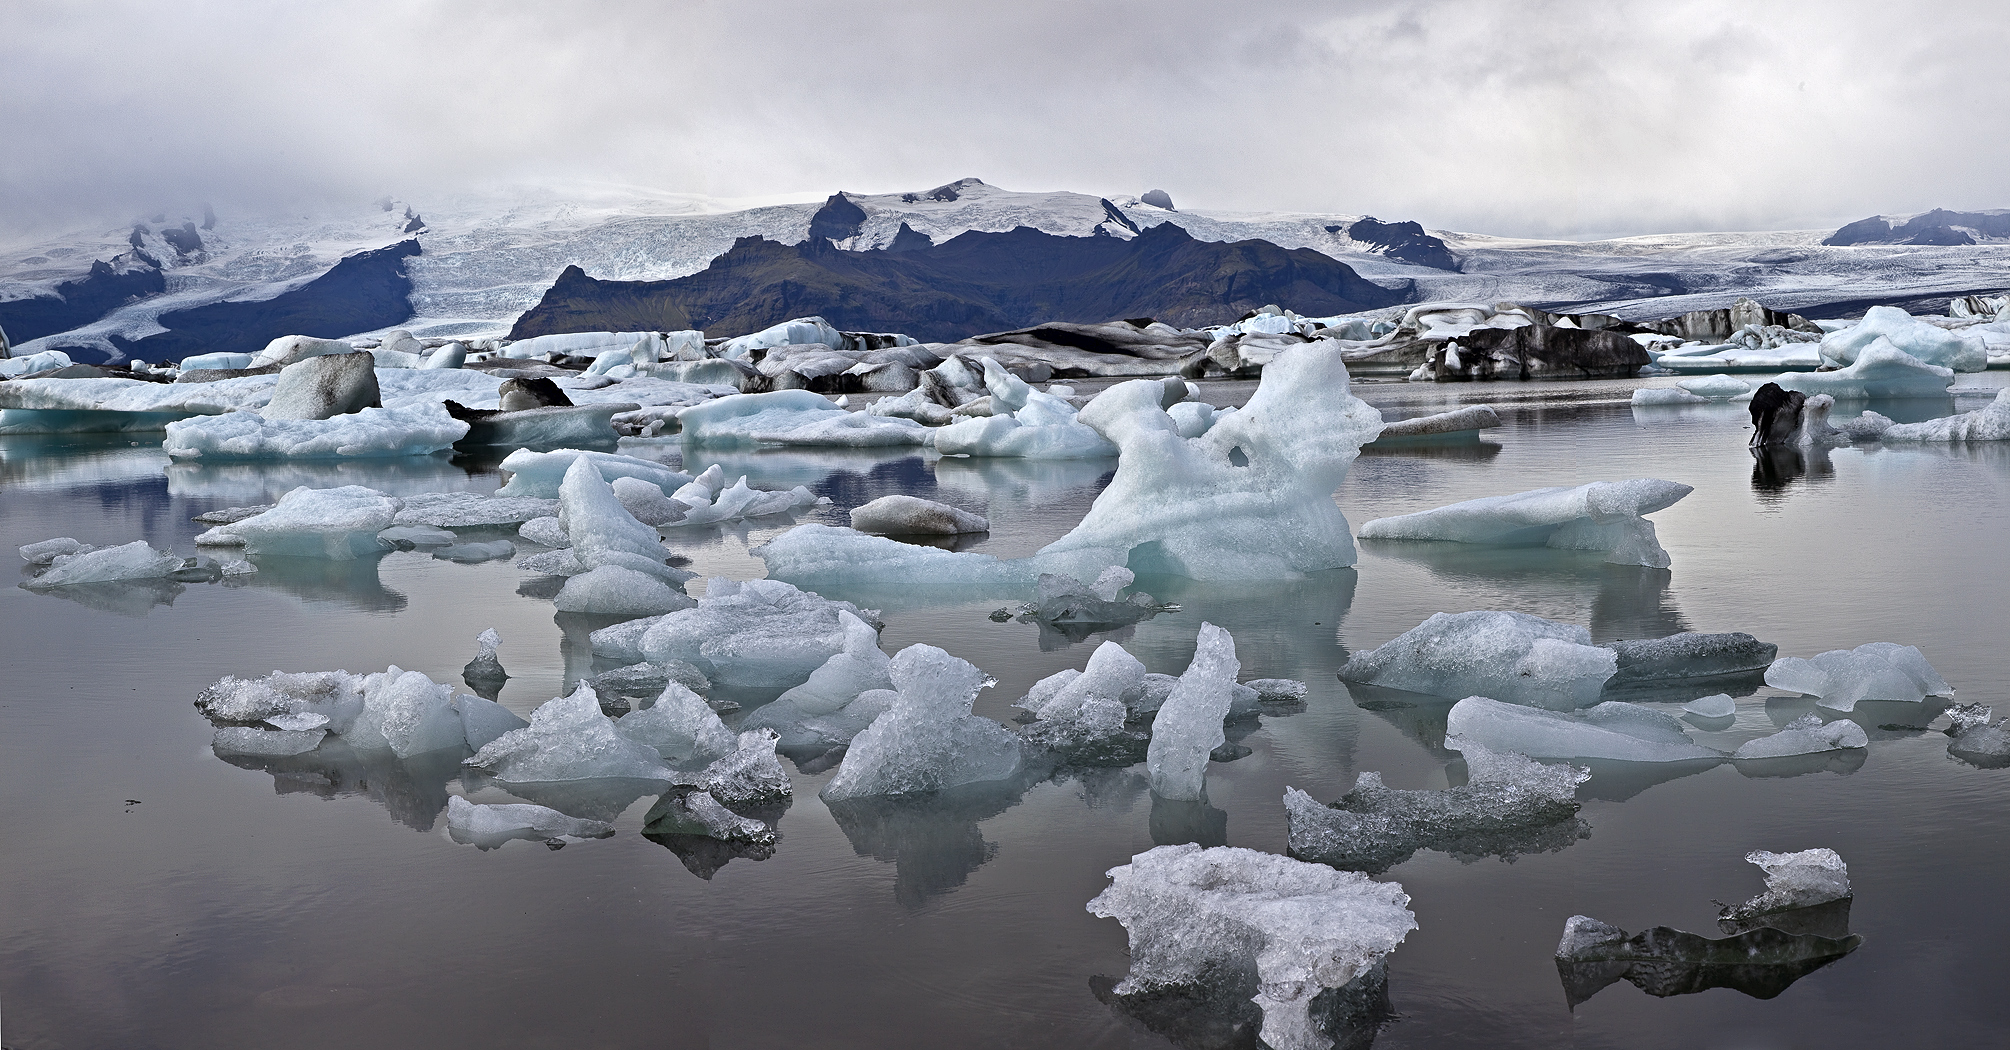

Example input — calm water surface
[3,373,2007,1049]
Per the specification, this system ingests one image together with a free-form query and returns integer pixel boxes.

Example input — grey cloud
[2,0,2004,241]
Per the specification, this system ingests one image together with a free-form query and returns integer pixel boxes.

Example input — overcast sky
[5,0,2004,241]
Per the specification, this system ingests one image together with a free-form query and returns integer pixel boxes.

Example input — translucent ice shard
[1087,843,1417,1050]
[19,537,96,565]
[615,681,737,764]
[445,795,614,850]
[1146,623,1241,802]
[1339,611,1616,709]
[466,683,674,783]
[740,611,895,752]
[1358,478,1692,568]
[592,578,879,692]
[1764,642,1952,710]
[1445,696,1723,762]
[195,485,400,559]
[1285,745,1588,871]
[22,539,182,588]
[698,729,793,806]
[1719,848,1851,926]
[820,644,1025,801]
[1732,714,1868,760]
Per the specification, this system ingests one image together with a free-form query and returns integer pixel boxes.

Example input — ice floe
[1732,714,1868,759]
[679,389,929,448]
[444,795,615,850]
[1285,745,1588,871]
[589,578,879,693]
[1445,696,1722,762]
[1088,843,1416,1050]
[849,494,988,535]
[1769,343,1954,400]
[1879,388,2010,442]
[465,683,675,783]
[928,359,1117,459]
[1145,623,1240,801]
[164,403,469,460]
[1339,612,1617,709]
[1819,306,1988,373]
[820,644,1024,800]
[20,539,184,588]
[1358,478,1692,569]
[1764,642,1952,710]
[196,485,400,558]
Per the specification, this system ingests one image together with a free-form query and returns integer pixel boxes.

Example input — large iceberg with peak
[1088,843,1416,1050]
[759,343,1384,587]
[1358,478,1692,568]
[1820,306,1987,372]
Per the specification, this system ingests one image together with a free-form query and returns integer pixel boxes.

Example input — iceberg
[661,466,825,527]
[593,578,879,692]
[391,491,558,528]
[261,352,381,420]
[1820,306,1988,372]
[1366,405,1502,445]
[1009,567,1174,640]
[1631,387,1711,406]
[1358,478,1693,569]
[1879,388,2010,442]
[1087,843,1416,1050]
[1764,642,1952,710]
[493,447,692,499]
[553,565,693,616]
[465,683,675,783]
[928,359,1118,459]
[378,525,456,549]
[1145,624,1240,802]
[555,456,696,587]
[679,390,929,448]
[458,693,528,751]
[820,644,1025,801]
[22,539,183,588]
[740,611,894,751]
[698,729,793,806]
[1678,374,1755,399]
[1445,696,1723,762]
[1769,342,1954,400]
[1339,611,1617,709]
[1719,848,1851,926]
[343,667,475,758]
[1945,704,2010,762]
[615,681,738,764]
[1683,693,1738,717]
[164,403,468,460]
[197,669,368,726]
[195,485,400,558]
[1732,714,1868,760]
[19,537,96,565]
[849,494,989,535]
[1285,746,1588,871]
[1017,639,1150,760]
[758,342,1385,587]
[1605,632,1778,686]
[445,795,615,849]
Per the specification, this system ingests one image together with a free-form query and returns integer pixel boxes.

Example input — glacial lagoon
[4,373,2008,1049]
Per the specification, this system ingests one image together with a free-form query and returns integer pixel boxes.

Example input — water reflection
[1357,544,1687,644]
[1148,792,1229,848]
[21,577,186,617]
[824,781,1026,910]
[215,739,463,832]
[641,793,787,879]
[1558,925,1862,1008]
[1090,962,1391,1050]
[165,457,484,504]
[0,434,168,491]
[241,554,407,613]
[1750,444,1834,497]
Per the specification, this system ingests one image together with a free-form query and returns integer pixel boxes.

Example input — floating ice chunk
[1764,642,1951,710]
[0,349,74,377]
[1021,640,1147,723]
[1247,679,1308,703]
[213,726,326,757]
[1721,849,1851,922]
[1146,623,1240,801]
[849,495,989,535]
[669,475,824,527]
[616,681,737,764]
[163,403,468,460]
[1285,746,1588,871]
[1732,714,1868,759]
[1683,693,1737,717]
[679,390,929,448]
[391,492,557,528]
[1770,342,1954,400]
[1087,843,1417,1050]
[1368,405,1503,443]
[1820,306,1988,372]
[493,448,692,499]
[378,524,457,548]
[195,485,399,558]
[262,352,381,420]
[642,788,777,847]
[1606,632,1778,685]
[553,565,695,615]
[929,359,1117,459]
[423,342,466,369]
[1359,478,1692,569]
[820,644,1025,800]
[1677,374,1755,399]
[1631,387,1711,406]
[1446,696,1723,762]
[717,317,846,358]
[466,684,674,783]
[558,456,696,588]
[444,795,614,849]
[611,475,689,525]
[19,537,95,565]
[458,693,528,752]
[1340,611,1616,709]
[699,729,793,805]
[758,612,892,715]
[196,670,366,727]
[1945,704,2010,760]
[516,516,568,546]
[343,667,469,758]
[1012,567,1174,636]
[23,540,182,588]
[589,661,714,714]
[603,578,879,692]
[1880,388,2010,442]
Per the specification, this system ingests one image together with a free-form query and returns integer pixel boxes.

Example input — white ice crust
[1770,343,1954,400]
[164,403,469,460]
[1339,611,1617,709]
[1820,306,1987,373]
[678,390,929,448]
[590,577,878,691]
[1358,478,1693,569]
[1087,843,1417,1050]
[196,485,400,558]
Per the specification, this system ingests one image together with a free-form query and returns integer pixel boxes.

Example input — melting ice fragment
[615,681,738,765]
[163,402,469,460]
[1145,623,1240,802]
[1445,696,1723,763]
[1017,639,1150,761]
[849,494,989,535]
[1284,745,1589,872]
[1605,632,1778,687]
[445,795,614,850]
[1010,566,1174,637]
[1945,704,2010,762]
[740,611,896,753]
[1682,693,1737,718]
[1732,714,1867,760]
[820,644,1024,801]
[1718,848,1852,932]
[590,578,878,693]
[1339,611,1616,709]
[19,537,96,565]
[195,485,400,558]
[1764,642,1951,710]
[465,683,674,783]
[22,540,183,588]
[462,628,509,697]
[1087,843,1416,1050]
[1357,478,1692,568]
[697,729,793,806]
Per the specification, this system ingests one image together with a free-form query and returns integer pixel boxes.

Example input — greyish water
[3,374,2008,1049]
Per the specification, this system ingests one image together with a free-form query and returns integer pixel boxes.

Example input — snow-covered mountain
[5,179,2008,361]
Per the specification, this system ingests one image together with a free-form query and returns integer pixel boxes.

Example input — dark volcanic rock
[1348,217,1459,271]
[114,239,421,364]
[884,222,932,253]
[508,223,1407,343]
[161,222,204,257]
[0,251,165,345]
[807,193,868,243]
[1139,189,1175,211]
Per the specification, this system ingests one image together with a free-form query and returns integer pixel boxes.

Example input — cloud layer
[5,0,2004,239]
